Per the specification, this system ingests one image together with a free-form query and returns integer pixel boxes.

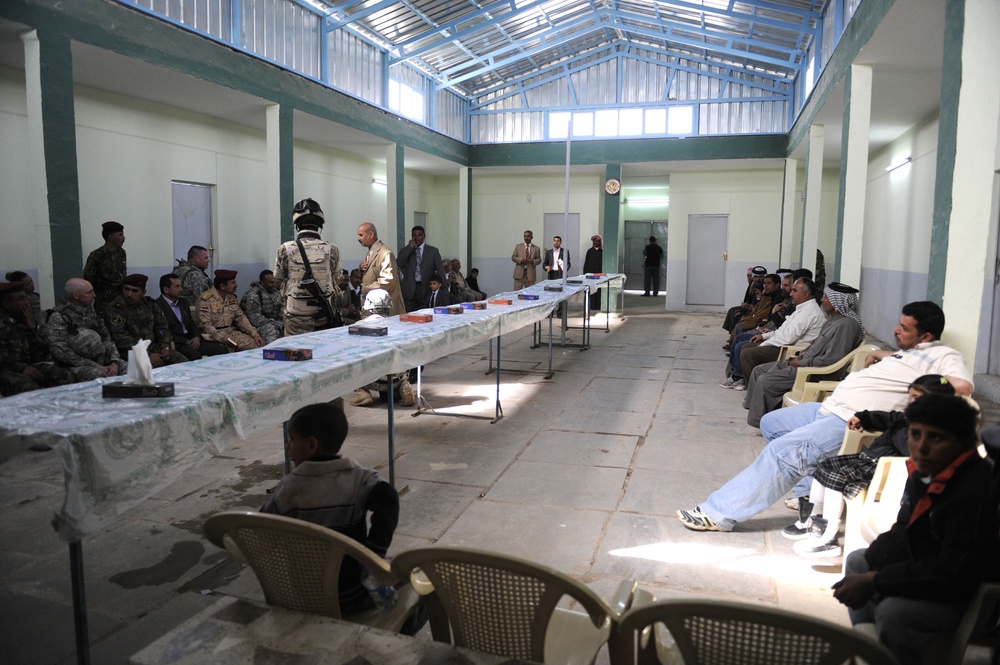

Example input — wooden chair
[203,511,422,632]
[613,598,899,665]
[782,343,881,407]
[390,545,638,665]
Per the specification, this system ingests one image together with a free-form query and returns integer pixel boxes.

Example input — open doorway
[624,221,667,292]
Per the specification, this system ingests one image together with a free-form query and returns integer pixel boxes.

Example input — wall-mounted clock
[604,178,621,195]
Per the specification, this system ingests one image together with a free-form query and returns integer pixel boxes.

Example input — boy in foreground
[261,403,400,614]
[832,394,998,664]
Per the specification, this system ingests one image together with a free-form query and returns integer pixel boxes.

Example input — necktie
[415,245,423,281]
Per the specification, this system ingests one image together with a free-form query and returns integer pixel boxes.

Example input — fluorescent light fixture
[372,178,388,186]
[885,157,911,172]
[624,197,669,206]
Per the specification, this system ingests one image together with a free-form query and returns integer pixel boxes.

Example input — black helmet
[292,198,325,227]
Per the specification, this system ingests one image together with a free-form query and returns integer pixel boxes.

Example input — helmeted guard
[274,198,342,336]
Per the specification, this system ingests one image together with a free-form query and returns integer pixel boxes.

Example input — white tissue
[126,339,154,385]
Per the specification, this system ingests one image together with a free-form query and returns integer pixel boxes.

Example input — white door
[686,214,728,305]
[172,181,214,274]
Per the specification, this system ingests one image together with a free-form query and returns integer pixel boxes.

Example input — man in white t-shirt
[678,301,973,532]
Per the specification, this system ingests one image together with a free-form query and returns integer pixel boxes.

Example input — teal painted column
[463,168,472,262]
[392,144,405,250]
[930,0,1000,366]
[24,29,81,304]
[603,164,622,310]
[269,104,294,243]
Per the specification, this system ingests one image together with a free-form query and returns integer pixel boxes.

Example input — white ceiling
[0,0,944,176]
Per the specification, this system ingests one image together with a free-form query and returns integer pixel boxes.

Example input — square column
[266,104,293,244]
[780,158,798,269]
[801,125,825,273]
[836,64,872,288]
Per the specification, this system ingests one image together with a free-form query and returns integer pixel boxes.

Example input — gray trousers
[845,549,966,665]
[743,360,795,427]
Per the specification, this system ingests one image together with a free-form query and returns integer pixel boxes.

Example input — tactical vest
[285,237,336,302]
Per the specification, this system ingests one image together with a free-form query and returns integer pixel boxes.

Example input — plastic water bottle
[360,569,398,611]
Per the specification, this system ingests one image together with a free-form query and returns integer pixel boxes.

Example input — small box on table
[567,278,583,284]
[461,302,487,310]
[518,294,540,300]
[586,274,605,279]
[102,382,175,398]
[488,298,513,305]
[263,348,313,361]
[433,306,463,315]
[543,285,564,292]
[348,325,388,337]
[400,313,433,323]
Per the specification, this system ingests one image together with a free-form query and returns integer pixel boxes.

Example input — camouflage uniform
[46,300,128,381]
[239,282,284,344]
[198,288,261,351]
[83,245,127,311]
[104,295,188,365]
[275,230,342,336]
[175,261,213,302]
[0,309,75,396]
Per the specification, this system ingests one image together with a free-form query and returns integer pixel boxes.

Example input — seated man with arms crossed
[680,301,973,532]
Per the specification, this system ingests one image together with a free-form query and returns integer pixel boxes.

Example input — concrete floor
[2,296,995,664]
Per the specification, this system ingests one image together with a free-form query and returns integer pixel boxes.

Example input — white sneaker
[719,377,738,388]
[733,380,746,391]
[794,538,842,558]
[350,388,374,407]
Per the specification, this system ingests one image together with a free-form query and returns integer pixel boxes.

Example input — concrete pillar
[266,104,293,244]
[22,30,81,307]
[930,0,1000,366]
[603,164,622,310]
[836,64,872,288]
[801,125,824,274]
[780,158,798,269]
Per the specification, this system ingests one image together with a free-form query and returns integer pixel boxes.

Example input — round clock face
[604,178,621,195]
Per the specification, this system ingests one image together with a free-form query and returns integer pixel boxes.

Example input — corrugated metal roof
[309,0,819,98]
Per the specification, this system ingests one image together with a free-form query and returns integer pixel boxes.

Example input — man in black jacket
[155,273,228,360]
[833,394,998,664]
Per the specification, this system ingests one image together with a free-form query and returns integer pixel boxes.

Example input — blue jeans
[729,331,756,379]
[844,550,966,665]
[701,402,847,529]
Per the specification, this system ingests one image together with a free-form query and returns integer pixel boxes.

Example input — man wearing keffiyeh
[743,282,867,427]
[834,394,996,665]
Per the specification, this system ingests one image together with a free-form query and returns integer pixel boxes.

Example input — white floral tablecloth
[0,275,624,541]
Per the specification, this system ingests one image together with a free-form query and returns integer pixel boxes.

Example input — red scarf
[906,450,976,526]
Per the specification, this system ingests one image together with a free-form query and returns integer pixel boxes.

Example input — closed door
[686,214,728,305]
[172,181,215,275]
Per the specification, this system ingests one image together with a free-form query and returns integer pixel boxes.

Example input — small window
[549,112,571,139]
[644,109,666,134]
[619,108,643,136]
[595,109,619,137]
[667,106,694,135]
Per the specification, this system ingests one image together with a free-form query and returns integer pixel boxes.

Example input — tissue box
[586,274,604,279]
[348,325,388,337]
[461,302,487,310]
[567,279,583,284]
[263,348,313,361]
[400,313,433,323]
[433,306,463,314]
[102,382,175,398]
[518,294,540,300]
[488,298,513,305]
[543,285,564,292]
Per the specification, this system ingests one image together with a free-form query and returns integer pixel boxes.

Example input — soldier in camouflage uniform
[175,245,213,304]
[46,278,128,381]
[83,221,127,312]
[240,270,284,344]
[198,269,264,351]
[274,198,342,336]
[0,281,75,396]
[104,274,188,367]
[5,271,42,323]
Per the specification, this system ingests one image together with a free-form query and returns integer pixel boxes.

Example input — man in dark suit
[543,235,571,280]
[155,273,228,360]
[397,225,445,312]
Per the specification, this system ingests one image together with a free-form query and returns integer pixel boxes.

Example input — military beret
[123,273,148,288]
[0,281,26,298]
[751,265,767,276]
[102,221,124,234]
[214,269,238,281]
[827,281,859,294]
